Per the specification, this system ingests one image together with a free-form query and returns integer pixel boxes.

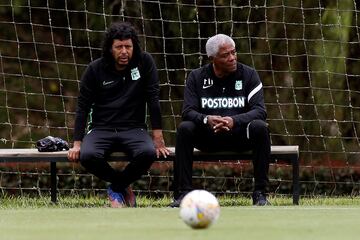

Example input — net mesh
[1,0,360,198]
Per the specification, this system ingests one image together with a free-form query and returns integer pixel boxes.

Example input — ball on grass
[179,190,220,229]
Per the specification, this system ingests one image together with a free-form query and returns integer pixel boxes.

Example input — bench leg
[292,155,300,205]
[50,162,57,203]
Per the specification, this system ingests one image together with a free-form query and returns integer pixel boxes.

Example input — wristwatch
[203,115,208,125]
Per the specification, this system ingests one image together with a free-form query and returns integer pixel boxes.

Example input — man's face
[212,43,237,77]
[111,39,133,71]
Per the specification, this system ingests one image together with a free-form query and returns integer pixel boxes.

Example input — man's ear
[208,56,214,62]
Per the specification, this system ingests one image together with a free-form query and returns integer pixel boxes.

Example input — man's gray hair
[205,34,235,58]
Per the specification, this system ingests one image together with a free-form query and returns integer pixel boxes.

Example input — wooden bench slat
[0,145,298,162]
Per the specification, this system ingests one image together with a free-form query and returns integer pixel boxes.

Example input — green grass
[1,206,360,240]
[2,194,360,208]
[1,195,360,240]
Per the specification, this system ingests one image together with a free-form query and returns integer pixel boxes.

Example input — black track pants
[79,128,156,192]
[173,120,270,198]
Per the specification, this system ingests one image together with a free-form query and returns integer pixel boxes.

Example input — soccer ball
[179,190,220,229]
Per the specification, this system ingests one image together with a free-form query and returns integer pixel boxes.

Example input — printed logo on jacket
[201,97,245,109]
[203,78,213,89]
[131,67,141,80]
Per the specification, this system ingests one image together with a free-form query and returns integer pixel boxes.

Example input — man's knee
[177,121,196,138]
[248,120,269,139]
[79,149,103,166]
[133,146,156,162]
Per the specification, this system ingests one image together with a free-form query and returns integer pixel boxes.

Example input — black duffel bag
[36,136,69,152]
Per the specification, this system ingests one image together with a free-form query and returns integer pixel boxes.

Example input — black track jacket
[73,52,162,141]
[182,63,266,130]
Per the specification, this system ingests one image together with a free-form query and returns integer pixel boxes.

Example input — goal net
[1,0,360,199]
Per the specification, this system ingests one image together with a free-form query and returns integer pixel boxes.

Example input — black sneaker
[168,192,188,208]
[252,191,271,206]
[169,198,182,208]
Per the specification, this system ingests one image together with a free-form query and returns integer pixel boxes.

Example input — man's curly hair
[102,22,142,66]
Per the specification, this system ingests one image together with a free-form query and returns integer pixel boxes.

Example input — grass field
[1,206,360,240]
[1,196,360,240]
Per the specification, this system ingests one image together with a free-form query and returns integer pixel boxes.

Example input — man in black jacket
[68,22,169,208]
[170,34,270,207]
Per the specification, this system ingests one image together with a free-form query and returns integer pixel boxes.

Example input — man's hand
[67,141,81,162]
[207,115,234,133]
[220,116,234,130]
[152,129,171,158]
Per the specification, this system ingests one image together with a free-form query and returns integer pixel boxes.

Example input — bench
[0,145,300,205]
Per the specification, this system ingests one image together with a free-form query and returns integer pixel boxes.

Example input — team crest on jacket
[235,80,242,90]
[131,67,140,80]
